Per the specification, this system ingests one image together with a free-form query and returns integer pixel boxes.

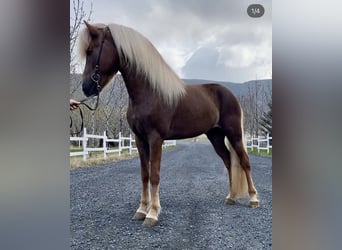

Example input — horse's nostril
[82,80,97,97]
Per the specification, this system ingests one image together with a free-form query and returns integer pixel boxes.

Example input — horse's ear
[83,21,98,38]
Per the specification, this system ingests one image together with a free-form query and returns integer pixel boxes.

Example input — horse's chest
[126,110,141,131]
[126,107,167,136]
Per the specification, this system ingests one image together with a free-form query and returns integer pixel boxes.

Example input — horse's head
[80,22,120,97]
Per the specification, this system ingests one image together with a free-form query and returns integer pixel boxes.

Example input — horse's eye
[86,50,92,56]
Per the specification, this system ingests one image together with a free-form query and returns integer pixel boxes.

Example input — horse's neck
[120,67,153,106]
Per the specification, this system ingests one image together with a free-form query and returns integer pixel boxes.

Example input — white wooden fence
[245,133,272,154]
[70,128,176,161]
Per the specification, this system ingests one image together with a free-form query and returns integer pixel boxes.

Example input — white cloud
[158,46,195,77]
[219,45,257,68]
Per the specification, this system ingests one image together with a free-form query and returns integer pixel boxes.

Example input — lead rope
[70,94,100,136]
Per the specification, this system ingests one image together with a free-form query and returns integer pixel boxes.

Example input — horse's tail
[225,108,249,198]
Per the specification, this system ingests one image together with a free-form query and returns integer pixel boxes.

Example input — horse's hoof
[132,212,146,220]
[249,201,259,208]
[143,217,158,227]
[225,198,236,205]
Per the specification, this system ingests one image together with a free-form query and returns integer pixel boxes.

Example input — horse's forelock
[77,28,90,61]
[77,23,107,62]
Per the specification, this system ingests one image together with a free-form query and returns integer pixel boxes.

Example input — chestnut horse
[78,22,259,226]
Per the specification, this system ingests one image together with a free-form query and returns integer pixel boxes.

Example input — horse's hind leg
[206,128,233,204]
[227,131,259,208]
[132,136,151,220]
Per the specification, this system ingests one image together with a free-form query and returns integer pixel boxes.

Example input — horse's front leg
[143,136,163,226]
[132,136,150,221]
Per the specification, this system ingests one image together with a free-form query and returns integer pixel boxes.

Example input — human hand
[70,99,81,110]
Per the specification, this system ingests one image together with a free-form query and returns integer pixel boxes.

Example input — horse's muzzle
[82,78,99,97]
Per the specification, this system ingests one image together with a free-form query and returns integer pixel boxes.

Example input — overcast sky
[72,0,272,83]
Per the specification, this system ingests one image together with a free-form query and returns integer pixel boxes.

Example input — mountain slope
[183,78,272,98]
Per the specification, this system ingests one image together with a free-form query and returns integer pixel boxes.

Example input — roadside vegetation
[70,146,176,170]
[247,148,272,157]
[70,150,139,170]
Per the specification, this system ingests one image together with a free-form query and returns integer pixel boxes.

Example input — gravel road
[71,141,272,249]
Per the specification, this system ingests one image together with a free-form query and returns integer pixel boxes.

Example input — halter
[70,27,109,135]
[91,26,109,94]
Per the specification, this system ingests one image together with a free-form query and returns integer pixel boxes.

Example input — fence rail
[245,133,272,154]
[70,128,176,161]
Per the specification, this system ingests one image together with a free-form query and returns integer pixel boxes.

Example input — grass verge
[70,150,139,170]
[70,146,176,170]
[247,148,272,157]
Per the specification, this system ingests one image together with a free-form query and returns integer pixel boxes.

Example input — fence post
[119,132,122,156]
[103,131,107,160]
[83,127,87,161]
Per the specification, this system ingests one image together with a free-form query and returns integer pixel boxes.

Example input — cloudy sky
[72,0,272,83]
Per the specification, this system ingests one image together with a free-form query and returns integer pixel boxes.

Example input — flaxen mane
[78,23,186,106]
